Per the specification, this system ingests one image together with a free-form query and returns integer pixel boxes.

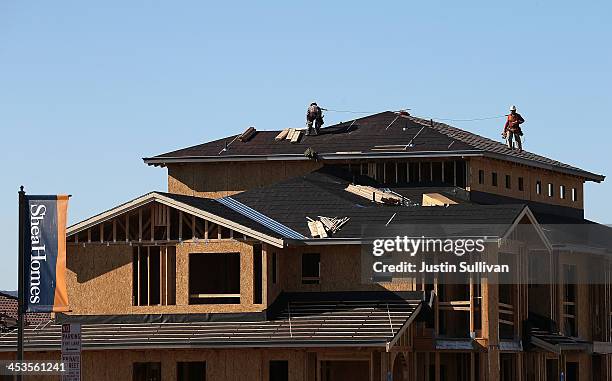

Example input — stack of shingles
[238,126,257,142]
[307,216,350,238]
[345,184,403,205]
[275,128,303,144]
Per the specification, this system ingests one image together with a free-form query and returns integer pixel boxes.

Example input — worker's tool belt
[507,126,523,136]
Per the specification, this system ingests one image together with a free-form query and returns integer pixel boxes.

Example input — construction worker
[306,102,324,135]
[503,105,525,151]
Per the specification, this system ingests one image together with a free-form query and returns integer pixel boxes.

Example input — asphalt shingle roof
[145,111,603,181]
[0,292,424,350]
[231,169,527,239]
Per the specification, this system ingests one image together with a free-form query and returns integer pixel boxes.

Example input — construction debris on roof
[307,216,350,238]
[345,184,404,205]
[145,111,604,182]
[238,126,257,142]
[422,193,458,207]
[275,128,303,144]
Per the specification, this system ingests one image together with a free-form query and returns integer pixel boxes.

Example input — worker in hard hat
[503,106,525,151]
[306,102,324,136]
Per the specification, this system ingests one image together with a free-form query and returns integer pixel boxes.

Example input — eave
[143,150,604,182]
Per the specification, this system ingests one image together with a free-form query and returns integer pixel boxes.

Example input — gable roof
[229,169,537,242]
[67,192,287,248]
[144,111,604,182]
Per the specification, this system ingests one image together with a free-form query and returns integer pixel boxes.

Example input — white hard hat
[510,105,517,111]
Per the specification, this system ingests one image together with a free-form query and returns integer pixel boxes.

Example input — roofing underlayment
[144,111,603,181]
[0,292,424,351]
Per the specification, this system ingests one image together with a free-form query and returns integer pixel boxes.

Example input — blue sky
[0,1,610,290]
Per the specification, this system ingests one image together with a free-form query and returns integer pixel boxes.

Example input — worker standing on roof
[306,102,324,136]
[503,105,525,151]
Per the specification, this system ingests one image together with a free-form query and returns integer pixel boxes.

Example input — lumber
[275,129,289,141]
[345,184,403,205]
[315,221,328,238]
[307,221,319,237]
[290,130,302,144]
[285,128,296,140]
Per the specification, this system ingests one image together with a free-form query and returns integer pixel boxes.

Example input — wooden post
[192,215,196,240]
[470,352,475,381]
[178,211,183,241]
[435,352,440,381]
[137,246,141,306]
[150,204,155,242]
[484,244,500,381]
[146,246,150,305]
[125,213,130,242]
[441,161,445,183]
[138,209,143,242]
[166,206,170,241]
[418,162,422,182]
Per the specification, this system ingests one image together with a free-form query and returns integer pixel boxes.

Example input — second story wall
[468,157,584,210]
[275,245,416,293]
[168,161,322,198]
[66,239,268,316]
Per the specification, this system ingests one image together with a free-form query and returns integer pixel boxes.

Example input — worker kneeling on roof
[306,102,324,136]
[502,105,525,152]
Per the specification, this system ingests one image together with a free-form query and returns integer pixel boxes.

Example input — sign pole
[17,186,25,381]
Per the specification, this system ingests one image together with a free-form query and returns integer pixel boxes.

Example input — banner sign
[24,195,69,312]
[61,323,81,381]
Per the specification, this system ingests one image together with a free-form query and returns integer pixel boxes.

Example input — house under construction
[1,110,611,380]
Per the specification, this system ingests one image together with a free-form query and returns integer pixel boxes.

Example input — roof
[0,292,423,351]
[0,292,51,330]
[534,212,612,252]
[67,167,550,246]
[230,169,533,240]
[67,191,287,248]
[528,327,590,354]
[144,111,604,182]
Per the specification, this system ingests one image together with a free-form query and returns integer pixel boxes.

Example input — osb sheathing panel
[167,161,323,198]
[279,245,417,293]
[66,240,266,316]
[265,244,282,306]
[564,352,592,381]
[0,348,313,381]
[66,244,133,315]
[468,157,584,209]
[175,240,263,312]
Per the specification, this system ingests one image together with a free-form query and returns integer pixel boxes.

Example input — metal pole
[17,185,25,380]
